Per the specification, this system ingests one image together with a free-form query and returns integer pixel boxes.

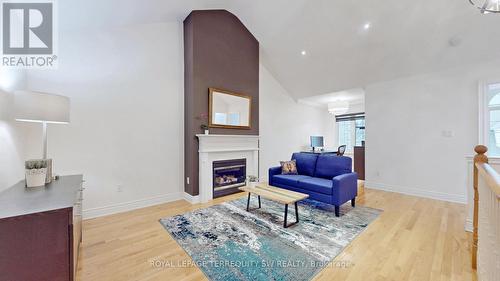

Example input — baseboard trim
[365,181,467,204]
[83,192,182,219]
[183,192,200,204]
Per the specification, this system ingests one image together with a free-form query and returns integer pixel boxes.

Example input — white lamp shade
[328,100,349,115]
[14,91,70,123]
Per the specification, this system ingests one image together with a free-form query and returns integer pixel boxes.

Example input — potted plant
[25,160,48,188]
[246,175,259,188]
[200,124,209,135]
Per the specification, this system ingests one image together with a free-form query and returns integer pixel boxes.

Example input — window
[214,113,227,124]
[338,120,353,150]
[355,118,366,146]
[336,113,365,152]
[227,113,240,126]
[214,112,241,126]
[482,82,500,156]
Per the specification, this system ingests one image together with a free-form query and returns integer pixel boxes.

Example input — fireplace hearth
[213,158,246,198]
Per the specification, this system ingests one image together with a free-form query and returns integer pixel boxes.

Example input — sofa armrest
[331,172,358,205]
[268,166,282,185]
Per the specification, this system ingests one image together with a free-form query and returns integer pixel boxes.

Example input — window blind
[335,112,365,122]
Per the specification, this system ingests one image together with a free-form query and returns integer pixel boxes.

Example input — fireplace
[213,158,246,198]
[196,134,258,203]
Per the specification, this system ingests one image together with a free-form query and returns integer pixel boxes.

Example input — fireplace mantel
[196,134,259,152]
[195,134,259,203]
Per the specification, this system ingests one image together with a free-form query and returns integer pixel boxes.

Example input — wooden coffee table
[239,183,309,228]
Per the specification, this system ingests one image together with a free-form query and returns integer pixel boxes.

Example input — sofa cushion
[314,155,352,179]
[291,153,318,176]
[297,177,333,195]
[272,174,311,186]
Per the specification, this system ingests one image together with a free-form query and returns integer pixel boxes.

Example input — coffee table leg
[284,204,288,228]
[295,202,299,223]
[258,195,261,208]
[283,202,300,228]
[246,192,251,211]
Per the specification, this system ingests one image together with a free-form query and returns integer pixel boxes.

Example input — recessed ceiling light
[448,36,462,47]
[363,22,371,30]
[301,50,307,56]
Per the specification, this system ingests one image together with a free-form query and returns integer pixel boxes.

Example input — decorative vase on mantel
[201,124,209,135]
[247,175,259,188]
[197,113,209,135]
[25,159,48,188]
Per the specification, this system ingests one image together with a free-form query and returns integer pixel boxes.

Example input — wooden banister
[476,163,500,200]
[472,145,500,269]
[473,145,500,280]
[472,145,488,270]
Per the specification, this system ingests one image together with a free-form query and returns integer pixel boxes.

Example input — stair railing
[472,145,500,281]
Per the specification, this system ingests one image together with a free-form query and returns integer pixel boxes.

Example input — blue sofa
[269,152,358,217]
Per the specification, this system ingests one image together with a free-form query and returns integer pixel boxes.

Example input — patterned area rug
[160,197,381,281]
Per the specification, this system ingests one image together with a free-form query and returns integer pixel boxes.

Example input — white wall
[259,64,335,180]
[0,69,27,191]
[365,60,500,204]
[24,22,184,218]
[345,101,364,115]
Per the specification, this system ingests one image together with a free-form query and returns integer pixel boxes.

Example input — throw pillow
[280,160,298,175]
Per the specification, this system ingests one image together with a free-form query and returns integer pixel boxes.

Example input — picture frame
[208,88,252,130]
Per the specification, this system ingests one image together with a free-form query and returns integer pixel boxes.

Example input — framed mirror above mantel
[209,88,252,130]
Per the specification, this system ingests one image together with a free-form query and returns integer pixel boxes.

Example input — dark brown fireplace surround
[184,10,259,196]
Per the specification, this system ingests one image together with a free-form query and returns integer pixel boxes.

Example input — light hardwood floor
[76,189,476,281]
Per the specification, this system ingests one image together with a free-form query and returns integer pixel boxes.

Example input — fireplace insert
[213,158,246,198]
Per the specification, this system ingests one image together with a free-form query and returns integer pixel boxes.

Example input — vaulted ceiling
[61,0,500,98]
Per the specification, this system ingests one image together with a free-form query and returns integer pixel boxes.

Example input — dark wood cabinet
[354,146,365,180]
[0,175,83,281]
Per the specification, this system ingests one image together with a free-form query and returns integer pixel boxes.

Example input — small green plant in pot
[246,175,259,188]
[25,160,48,188]
[200,124,209,135]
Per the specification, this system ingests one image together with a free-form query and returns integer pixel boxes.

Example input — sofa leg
[351,198,356,207]
[335,206,340,217]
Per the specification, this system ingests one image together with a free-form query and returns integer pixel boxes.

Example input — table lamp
[14,91,70,182]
